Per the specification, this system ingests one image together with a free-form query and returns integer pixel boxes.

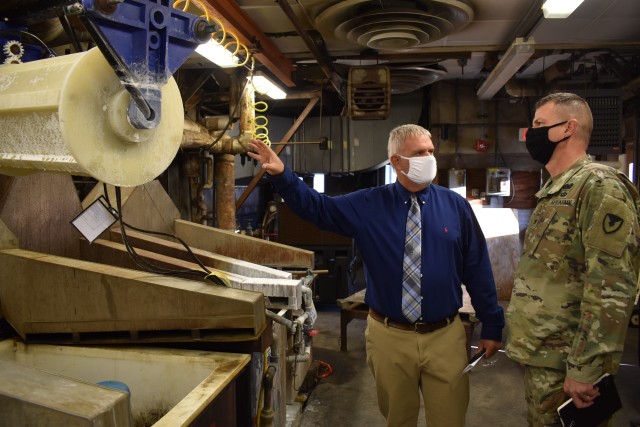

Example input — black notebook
[557,373,622,427]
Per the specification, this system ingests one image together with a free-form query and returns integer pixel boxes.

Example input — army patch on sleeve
[603,213,623,234]
[585,194,633,257]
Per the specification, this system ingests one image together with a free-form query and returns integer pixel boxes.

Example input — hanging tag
[70,196,117,243]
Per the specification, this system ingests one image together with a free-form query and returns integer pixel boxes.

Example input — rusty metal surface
[214,154,236,231]
[0,248,266,343]
[174,219,313,269]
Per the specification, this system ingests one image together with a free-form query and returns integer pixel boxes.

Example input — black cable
[0,29,57,58]
[116,190,224,283]
[115,186,194,276]
[104,184,227,286]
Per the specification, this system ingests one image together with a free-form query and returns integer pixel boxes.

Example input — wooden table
[337,287,477,359]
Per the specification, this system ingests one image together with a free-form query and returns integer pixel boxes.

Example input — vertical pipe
[214,154,236,230]
[238,81,256,133]
[213,68,251,230]
[260,365,277,427]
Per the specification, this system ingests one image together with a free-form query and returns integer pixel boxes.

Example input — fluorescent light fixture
[477,37,535,100]
[542,0,585,18]
[195,41,239,68]
[248,72,287,100]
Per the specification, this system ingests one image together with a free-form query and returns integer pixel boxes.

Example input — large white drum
[0,48,183,187]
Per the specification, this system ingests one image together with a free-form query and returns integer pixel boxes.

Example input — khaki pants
[365,314,469,427]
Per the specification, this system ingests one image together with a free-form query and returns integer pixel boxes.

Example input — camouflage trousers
[523,366,567,426]
[523,366,613,427]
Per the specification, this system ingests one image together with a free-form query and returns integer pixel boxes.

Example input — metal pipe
[237,68,253,135]
[292,311,309,355]
[266,309,295,333]
[214,153,236,230]
[286,344,311,363]
[235,96,319,210]
[208,132,252,154]
[260,365,277,427]
[294,311,309,330]
[301,285,317,327]
[270,329,280,364]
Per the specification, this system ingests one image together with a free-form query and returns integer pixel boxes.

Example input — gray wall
[234,91,423,178]
[234,81,545,179]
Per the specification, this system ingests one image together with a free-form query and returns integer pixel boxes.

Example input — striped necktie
[402,195,422,323]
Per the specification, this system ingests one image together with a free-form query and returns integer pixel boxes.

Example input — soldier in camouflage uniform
[505,92,640,426]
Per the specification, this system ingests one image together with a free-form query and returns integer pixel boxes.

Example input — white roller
[0,48,183,187]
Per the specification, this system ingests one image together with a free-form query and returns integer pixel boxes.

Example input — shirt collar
[394,181,430,204]
[536,155,590,198]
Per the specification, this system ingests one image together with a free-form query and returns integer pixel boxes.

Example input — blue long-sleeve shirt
[269,167,505,341]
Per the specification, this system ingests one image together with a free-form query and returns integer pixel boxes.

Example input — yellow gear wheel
[3,40,24,58]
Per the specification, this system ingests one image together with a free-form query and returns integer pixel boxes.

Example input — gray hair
[388,124,432,158]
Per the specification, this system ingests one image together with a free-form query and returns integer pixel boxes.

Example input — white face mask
[398,155,437,185]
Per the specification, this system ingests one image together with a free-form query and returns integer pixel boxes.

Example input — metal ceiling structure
[194,0,640,101]
[1,0,639,112]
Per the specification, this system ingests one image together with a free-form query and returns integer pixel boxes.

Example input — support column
[215,153,236,231]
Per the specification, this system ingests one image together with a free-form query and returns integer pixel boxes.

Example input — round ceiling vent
[315,0,474,51]
[390,66,448,94]
[368,31,420,49]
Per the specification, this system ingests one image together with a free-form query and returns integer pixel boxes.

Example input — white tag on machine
[70,196,117,243]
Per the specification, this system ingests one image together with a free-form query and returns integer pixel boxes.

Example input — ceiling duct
[315,0,474,51]
[390,66,447,94]
[348,66,391,120]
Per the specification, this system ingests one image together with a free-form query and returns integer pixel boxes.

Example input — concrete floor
[288,307,640,427]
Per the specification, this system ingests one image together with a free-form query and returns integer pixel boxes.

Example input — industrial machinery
[0,0,210,129]
[0,0,212,185]
[0,1,317,425]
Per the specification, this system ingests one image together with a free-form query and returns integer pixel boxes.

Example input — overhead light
[542,0,585,18]
[477,37,535,100]
[248,72,287,100]
[195,40,239,68]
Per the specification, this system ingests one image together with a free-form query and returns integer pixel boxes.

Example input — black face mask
[525,121,569,164]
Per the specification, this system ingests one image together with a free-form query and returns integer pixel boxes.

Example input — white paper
[71,198,116,243]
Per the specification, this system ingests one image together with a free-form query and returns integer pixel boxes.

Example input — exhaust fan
[347,66,391,120]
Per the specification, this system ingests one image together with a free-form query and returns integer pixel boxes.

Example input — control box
[486,167,511,197]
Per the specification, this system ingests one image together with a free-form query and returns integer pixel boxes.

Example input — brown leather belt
[369,308,457,334]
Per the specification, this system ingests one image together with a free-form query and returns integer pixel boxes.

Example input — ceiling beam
[275,0,344,97]
[201,0,295,88]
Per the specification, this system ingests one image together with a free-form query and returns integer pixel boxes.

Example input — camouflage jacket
[505,156,640,383]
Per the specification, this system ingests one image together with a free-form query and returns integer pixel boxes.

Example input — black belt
[369,308,457,334]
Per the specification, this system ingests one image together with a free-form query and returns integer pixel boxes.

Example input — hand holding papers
[557,373,622,427]
[461,348,487,375]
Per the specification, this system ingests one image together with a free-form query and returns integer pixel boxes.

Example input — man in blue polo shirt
[248,124,504,427]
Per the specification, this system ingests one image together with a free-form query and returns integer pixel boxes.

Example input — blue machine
[0,0,211,129]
